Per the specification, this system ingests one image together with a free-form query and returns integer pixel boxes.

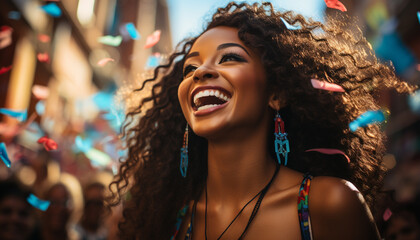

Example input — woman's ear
[268,92,287,111]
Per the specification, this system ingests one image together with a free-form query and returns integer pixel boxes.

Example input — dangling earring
[180,124,189,178]
[274,111,290,165]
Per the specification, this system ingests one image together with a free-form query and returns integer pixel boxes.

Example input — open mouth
[191,86,232,111]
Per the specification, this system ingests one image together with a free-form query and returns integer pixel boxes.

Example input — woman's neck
[206,124,276,206]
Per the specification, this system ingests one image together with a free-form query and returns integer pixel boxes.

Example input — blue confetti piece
[35,101,45,116]
[0,108,27,122]
[41,3,62,17]
[0,142,11,168]
[125,23,140,40]
[349,110,386,132]
[417,12,420,24]
[8,11,21,20]
[280,17,301,30]
[75,136,92,153]
[27,194,50,211]
[146,55,160,68]
[408,90,420,114]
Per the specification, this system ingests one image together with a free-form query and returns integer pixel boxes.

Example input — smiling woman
[109,2,417,240]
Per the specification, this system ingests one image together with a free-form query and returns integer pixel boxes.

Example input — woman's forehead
[190,26,242,50]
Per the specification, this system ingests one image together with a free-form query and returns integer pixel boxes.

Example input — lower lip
[193,102,228,116]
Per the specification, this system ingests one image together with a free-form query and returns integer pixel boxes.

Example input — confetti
[324,0,347,12]
[0,26,13,49]
[37,136,58,151]
[417,11,420,24]
[38,34,51,43]
[383,208,392,221]
[41,3,62,17]
[144,30,161,49]
[305,148,350,163]
[35,101,45,115]
[27,194,50,211]
[349,110,386,132]
[125,23,140,40]
[145,53,160,68]
[32,85,50,100]
[86,148,112,167]
[0,108,27,122]
[310,79,345,92]
[8,11,21,20]
[408,90,420,114]
[98,35,122,47]
[75,136,92,153]
[0,65,12,75]
[37,53,50,63]
[280,17,301,30]
[0,142,11,168]
[97,58,115,66]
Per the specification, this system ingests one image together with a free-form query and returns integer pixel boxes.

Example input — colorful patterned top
[171,173,314,240]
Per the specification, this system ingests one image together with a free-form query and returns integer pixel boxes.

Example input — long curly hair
[109,2,416,239]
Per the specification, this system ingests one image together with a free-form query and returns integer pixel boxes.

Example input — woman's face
[178,26,268,140]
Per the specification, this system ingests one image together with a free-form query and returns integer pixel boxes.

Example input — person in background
[75,182,108,240]
[381,205,420,240]
[0,177,40,240]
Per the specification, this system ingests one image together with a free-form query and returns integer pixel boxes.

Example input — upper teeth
[193,89,230,106]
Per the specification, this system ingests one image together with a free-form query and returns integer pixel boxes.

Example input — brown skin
[177,27,380,240]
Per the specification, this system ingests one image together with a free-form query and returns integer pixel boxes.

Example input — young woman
[110,2,416,239]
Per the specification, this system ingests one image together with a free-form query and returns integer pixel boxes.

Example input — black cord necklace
[202,166,279,240]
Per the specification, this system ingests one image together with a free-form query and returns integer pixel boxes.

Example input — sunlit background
[0,0,420,239]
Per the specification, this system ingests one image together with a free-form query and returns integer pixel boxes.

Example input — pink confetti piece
[0,65,12,75]
[383,208,392,221]
[416,64,420,71]
[305,148,350,163]
[0,26,13,49]
[97,58,115,66]
[32,85,50,100]
[37,136,58,151]
[144,30,161,49]
[324,0,347,12]
[38,34,50,43]
[37,53,50,63]
[311,79,345,92]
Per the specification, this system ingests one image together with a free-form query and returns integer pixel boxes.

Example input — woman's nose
[193,65,219,82]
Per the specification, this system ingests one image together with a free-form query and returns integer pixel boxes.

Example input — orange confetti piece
[144,30,161,49]
[324,0,347,12]
[37,136,58,151]
[37,53,50,63]
[32,85,50,100]
[97,58,115,66]
[38,34,51,43]
[0,65,12,75]
[310,79,345,92]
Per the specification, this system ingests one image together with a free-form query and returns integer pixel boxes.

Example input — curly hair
[109,2,416,239]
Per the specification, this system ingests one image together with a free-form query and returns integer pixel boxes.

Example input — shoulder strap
[297,173,313,240]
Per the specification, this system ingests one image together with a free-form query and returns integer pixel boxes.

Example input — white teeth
[197,104,221,111]
[193,89,231,106]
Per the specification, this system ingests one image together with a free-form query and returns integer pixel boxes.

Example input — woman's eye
[219,53,246,63]
[183,65,197,77]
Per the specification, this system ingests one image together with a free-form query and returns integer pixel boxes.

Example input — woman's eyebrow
[185,51,199,61]
[217,43,250,56]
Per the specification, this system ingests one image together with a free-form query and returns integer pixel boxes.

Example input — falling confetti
[27,194,50,211]
[144,30,161,49]
[280,17,301,30]
[75,136,92,153]
[32,85,50,100]
[86,148,112,167]
[38,34,51,43]
[0,65,12,75]
[8,11,21,20]
[145,53,161,68]
[37,53,50,63]
[125,23,140,40]
[37,136,58,151]
[41,3,62,17]
[97,58,115,66]
[349,110,386,132]
[310,79,345,92]
[0,108,27,122]
[98,35,122,47]
[35,101,45,115]
[305,148,350,163]
[383,208,392,221]
[324,0,347,12]
[417,11,420,24]
[0,26,13,49]
[0,142,11,168]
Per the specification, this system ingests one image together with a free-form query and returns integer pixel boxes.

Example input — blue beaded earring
[180,124,189,178]
[274,111,290,165]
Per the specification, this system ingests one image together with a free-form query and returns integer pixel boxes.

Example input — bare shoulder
[308,176,380,240]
